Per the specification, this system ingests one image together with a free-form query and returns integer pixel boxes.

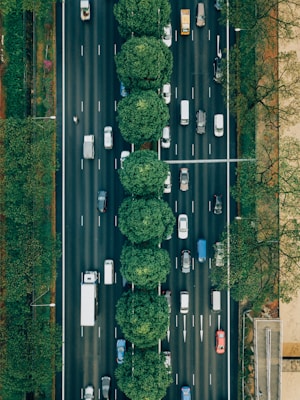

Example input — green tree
[116,291,169,348]
[117,91,169,146]
[115,349,172,400]
[120,243,171,288]
[118,197,175,245]
[114,0,171,39]
[119,150,169,196]
[115,36,173,91]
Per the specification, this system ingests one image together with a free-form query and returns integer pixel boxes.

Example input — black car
[97,190,108,213]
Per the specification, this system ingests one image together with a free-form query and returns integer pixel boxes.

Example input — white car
[164,171,172,194]
[214,114,224,137]
[163,351,171,372]
[163,24,172,47]
[162,83,171,104]
[214,242,225,267]
[178,214,188,239]
[84,385,94,399]
[120,150,130,169]
[104,126,113,149]
[161,126,171,148]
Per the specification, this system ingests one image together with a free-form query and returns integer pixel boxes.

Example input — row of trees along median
[113,0,175,398]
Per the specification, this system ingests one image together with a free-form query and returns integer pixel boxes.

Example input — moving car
[181,250,191,273]
[97,190,108,213]
[196,109,206,134]
[162,83,171,104]
[163,23,172,47]
[181,385,191,400]
[178,214,188,239]
[104,126,113,149]
[216,329,226,354]
[180,291,189,314]
[101,376,111,399]
[213,57,223,83]
[161,126,171,148]
[162,290,171,313]
[196,3,205,27]
[120,150,130,169]
[164,171,172,194]
[180,168,189,191]
[116,339,126,364]
[213,194,222,214]
[104,259,114,285]
[84,385,94,399]
[214,242,225,267]
[214,114,224,137]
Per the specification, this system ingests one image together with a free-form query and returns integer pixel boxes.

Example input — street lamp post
[30,287,55,307]
[32,115,56,120]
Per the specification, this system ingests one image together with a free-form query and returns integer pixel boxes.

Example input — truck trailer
[180,9,190,35]
[83,135,95,159]
[80,0,91,21]
[80,271,98,327]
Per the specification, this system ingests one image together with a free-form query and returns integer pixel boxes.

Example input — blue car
[120,82,128,97]
[181,386,191,400]
[116,339,126,364]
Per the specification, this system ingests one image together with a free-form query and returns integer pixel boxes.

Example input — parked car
[178,214,188,239]
[84,385,94,399]
[196,109,206,134]
[214,242,225,267]
[116,339,126,364]
[97,190,108,213]
[162,23,172,47]
[216,329,226,354]
[161,126,171,148]
[163,351,171,372]
[180,168,189,191]
[162,290,171,313]
[214,114,224,137]
[162,83,171,104]
[181,386,191,400]
[213,57,223,83]
[101,376,111,399]
[164,171,172,194]
[214,0,224,10]
[181,250,191,273]
[120,150,130,169]
[213,194,222,214]
[104,126,113,149]
[120,81,128,97]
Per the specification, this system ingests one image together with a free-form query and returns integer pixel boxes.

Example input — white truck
[80,271,98,327]
[80,0,91,21]
[83,135,94,159]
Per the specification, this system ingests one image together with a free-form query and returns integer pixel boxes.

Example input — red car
[215,330,226,354]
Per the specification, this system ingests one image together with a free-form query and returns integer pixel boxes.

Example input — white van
[180,291,189,314]
[211,290,221,312]
[180,100,189,125]
[104,259,114,285]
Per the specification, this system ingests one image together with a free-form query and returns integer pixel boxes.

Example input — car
[162,23,172,47]
[196,109,206,134]
[196,3,205,27]
[104,126,113,149]
[116,339,126,364]
[120,150,130,169]
[163,351,171,371]
[214,114,224,137]
[161,126,171,148]
[84,385,94,399]
[214,0,224,10]
[101,376,111,399]
[178,214,188,239]
[181,250,191,273]
[213,56,223,83]
[162,83,171,104]
[163,171,172,194]
[216,329,226,354]
[97,190,108,213]
[180,291,189,314]
[181,385,191,400]
[213,194,222,214]
[120,81,128,97]
[162,289,171,313]
[180,168,189,191]
[214,242,225,267]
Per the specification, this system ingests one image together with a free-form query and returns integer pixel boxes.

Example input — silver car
[181,250,191,273]
[214,242,225,267]
[180,168,189,191]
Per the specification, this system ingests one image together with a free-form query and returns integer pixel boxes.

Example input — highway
[59,0,239,399]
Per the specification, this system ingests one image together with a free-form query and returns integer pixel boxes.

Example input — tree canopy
[116,290,169,348]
